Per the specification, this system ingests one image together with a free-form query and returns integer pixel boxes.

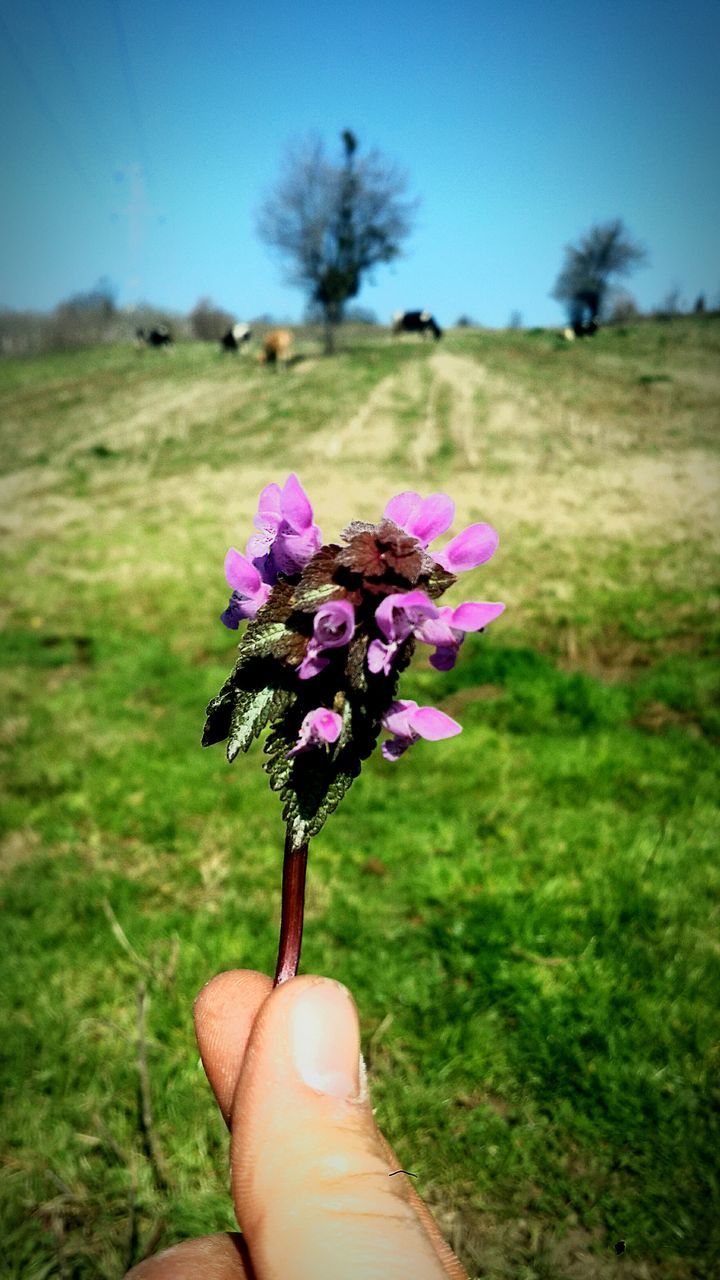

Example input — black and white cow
[392,310,443,340]
[220,322,252,352]
[136,325,173,348]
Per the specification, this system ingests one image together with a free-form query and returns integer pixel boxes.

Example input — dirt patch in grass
[0,828,41,874]
[430,1202,697,1280]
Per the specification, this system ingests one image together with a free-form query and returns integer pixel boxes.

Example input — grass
[1,318,719,1277]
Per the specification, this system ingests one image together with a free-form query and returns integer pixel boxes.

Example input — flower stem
[273,828,309,986]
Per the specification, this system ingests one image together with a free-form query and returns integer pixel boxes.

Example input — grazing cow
[260,328,293,367]
[136,325,173,348]
[221,322,252,353]
[562,317,598,341]
[392,310,443,340]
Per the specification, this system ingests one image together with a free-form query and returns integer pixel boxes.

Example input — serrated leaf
[227,686,277,760]
[341,520,376,539]
[292,555,353,613]
[234,621,295,667]
[335,695,352,750]
[346,631,369,694]
[202,675,235,746]
[294,582,344,610]
[424,563,457,599]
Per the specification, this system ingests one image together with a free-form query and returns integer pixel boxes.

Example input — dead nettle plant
[203,476,504,984]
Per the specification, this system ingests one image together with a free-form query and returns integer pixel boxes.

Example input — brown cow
[260,328,293,367]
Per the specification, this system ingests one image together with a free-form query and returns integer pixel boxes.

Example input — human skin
[126,970,468,1280]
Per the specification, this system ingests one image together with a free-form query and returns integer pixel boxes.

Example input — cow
[221,322,252,353]
[562,316,599,341]
[259,328,293,367]
[136,325,173,348]
[392,310,442,340]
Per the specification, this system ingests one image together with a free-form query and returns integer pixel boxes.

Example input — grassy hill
[1,318,719,1278]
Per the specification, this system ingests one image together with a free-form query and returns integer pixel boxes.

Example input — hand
[127,970,467,1279]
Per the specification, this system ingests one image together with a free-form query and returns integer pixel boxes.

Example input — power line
[40,0,106,160]
[106,0,152,181]
[0,8,94,190]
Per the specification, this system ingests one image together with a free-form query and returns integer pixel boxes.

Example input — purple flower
[287,707,343,759]
[416,601,506,671]
[298,600,356,679]
[220,547,272,628]
[246,474,322,583]
[381,699,462,761]
[433,523,499,573]
[384,491,455,547]
[384,489,499,573]
[367,590,439,676]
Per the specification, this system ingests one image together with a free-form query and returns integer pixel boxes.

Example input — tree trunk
[322,306,336,355]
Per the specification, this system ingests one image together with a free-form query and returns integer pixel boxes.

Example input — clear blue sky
[1,0,718,327]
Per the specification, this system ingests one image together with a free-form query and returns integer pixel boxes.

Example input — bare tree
[552,219,646,331]
[258,130,417,354]
[189,297,235,341]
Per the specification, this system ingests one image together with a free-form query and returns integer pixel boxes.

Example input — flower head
[246,474,322,583]
[385,489,498,574]
[384,491,455,546]
[205,477,504,843]
[220,547,272,628]
[367,589,439,676]
[381,699,462,760]
[417,600,506,670]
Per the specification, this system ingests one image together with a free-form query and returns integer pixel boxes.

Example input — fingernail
[290,981,362,1099]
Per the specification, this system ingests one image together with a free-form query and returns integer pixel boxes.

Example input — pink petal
[449,601,505,631]
[224,547,262,594]
[416,617,457,646]
[256,483,282,521]
[275,526,322,573]
[435,523,499,573]
[408,493,455,546]
[367,639,392,674]
[297,652,329,680]
[246,527,275,561]
[281,473,313,532]
[410,707,463,741]
[401,588,439,612]
[311,708,342,743]
[382,699,419,737]
[374,594,399,642]
[375,590,438,643]
[314,600,355,646]
[384,491,423,529]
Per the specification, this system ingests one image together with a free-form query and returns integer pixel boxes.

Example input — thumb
[230,975,455,1280]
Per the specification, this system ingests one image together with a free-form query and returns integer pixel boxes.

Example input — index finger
[194,969,273,1125]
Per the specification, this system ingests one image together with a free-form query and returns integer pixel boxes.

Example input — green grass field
[1,319,719,1278]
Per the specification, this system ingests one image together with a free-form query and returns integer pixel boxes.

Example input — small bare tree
[258,130,417,354]
[552,219,646,330]
[189,297,235,341]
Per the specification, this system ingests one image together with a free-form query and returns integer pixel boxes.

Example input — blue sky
[1,0,718,327]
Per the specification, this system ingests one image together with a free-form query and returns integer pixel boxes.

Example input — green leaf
[227,686,278,761]
[235,622,295,667]
[202,675,235,746]
[291,582,343,610]
[336,696,353,750]
[425,563,457,599]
